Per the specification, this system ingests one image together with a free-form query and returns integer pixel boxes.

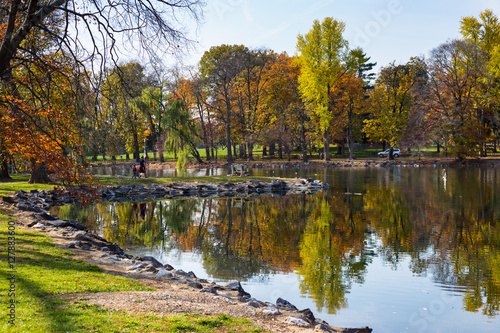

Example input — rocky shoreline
[1,179,373,332]
[10,178,328,208]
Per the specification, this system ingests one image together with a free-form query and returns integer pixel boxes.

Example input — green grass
[0,175,55,196]
[0,212,264,332]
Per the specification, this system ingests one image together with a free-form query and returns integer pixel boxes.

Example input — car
[378,148,400,158]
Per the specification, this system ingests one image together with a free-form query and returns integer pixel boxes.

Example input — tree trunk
[225,94,233,163]
[323,128,330,161]
[348,109,354,160]
[133,131,140,161]
[239,143,246,159]
[28,160,52,184]
[269,142,275,157]
[300,112,308,162]
[205,146,211,161]
[247,142,254,161]
[0,154,11,181]
[263,146,267,156]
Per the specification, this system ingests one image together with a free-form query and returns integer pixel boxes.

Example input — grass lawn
[0,211,263,332]
[0,175,55,196]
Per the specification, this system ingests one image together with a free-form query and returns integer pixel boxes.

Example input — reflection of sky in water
[128,241,499,333]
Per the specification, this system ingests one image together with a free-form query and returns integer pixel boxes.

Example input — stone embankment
[9,178,328,207]
[1,184,372,333]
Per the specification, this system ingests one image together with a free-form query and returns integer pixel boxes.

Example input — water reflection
[52,167,500,331]
[90,165,227,178]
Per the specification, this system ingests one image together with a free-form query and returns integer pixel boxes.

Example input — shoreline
[91,156,500,170]
[1,186,373,333]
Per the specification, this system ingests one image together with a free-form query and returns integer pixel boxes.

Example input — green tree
[101,63,149,160]
[163,100,203,164]
[296,17,349,160]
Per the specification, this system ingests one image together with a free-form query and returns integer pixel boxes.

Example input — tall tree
[262,53,309,161]
[296,17,348,161]
[101,62,149,160]
[427,40,489,159]
[233,49,275,160]
[364,57,427,159]
[199,44,248,163]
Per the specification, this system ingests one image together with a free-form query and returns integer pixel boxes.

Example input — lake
[52,166,500,332]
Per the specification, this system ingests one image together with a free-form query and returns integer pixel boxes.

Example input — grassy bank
[0,211,263,332]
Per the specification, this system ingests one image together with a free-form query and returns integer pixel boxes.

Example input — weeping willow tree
[163,100,204,164]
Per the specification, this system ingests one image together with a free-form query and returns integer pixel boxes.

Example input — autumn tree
[262,53,309,161]
[296,17,349,161]
[232,49,276,160]
[0,0,203,182]
[171,71,216,161]
[427,40,489,159]
[199,44,249,163]
[364,57,427,159]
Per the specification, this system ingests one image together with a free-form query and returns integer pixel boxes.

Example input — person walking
[139,156,146,178]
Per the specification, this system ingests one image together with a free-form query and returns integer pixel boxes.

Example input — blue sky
[181,0,500,70]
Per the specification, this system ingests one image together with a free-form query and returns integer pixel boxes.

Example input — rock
[174,269,188,277]
[299,308,315,325]
[130,263,147,270]
[47,219,86,230]
[141,256,163,268]
[79,243,91,251]
[188,281,203,289]
[341,327,372,333]
[27,221,39,227]
[144,264,158,273]
[224,281,243,290]
[200,287,218,295]
[156,270,173,278]
[101,247,110,252]
[276,297,298,311]
[315,323,331,332]
[247,301,261,308]
[262,307,280,315]
[286,317,310,327]
[163,263,174,271]
[32,222,45,229]
[2,196,16,204]
[40,212,58,220]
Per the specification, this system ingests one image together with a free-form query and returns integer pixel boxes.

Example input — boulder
[276,297,298,311]
[141,256,163,268]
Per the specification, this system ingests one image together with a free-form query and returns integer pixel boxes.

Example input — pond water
[52,166,500,332]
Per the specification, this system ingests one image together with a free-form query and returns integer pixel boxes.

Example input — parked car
[378,148,400,158]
